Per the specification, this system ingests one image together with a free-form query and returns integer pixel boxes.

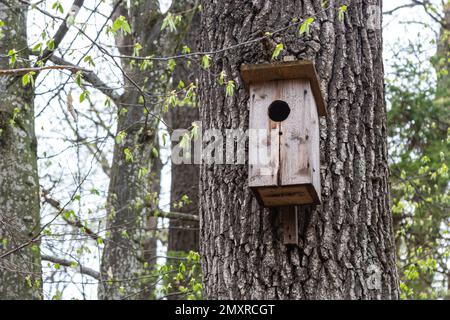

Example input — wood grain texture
[249,79,320,205]
[249,82,280,188]
[281,207,299,245]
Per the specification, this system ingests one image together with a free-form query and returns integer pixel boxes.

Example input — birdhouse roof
[241,60,327,116]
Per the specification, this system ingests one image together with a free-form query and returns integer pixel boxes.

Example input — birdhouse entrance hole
[268,100,290,122]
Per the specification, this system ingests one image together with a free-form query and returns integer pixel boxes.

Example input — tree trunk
[98,1,162,300]
[168,2,200,255]
[199,0,399,299]
[0,1,42,299]
[436,2,450,95]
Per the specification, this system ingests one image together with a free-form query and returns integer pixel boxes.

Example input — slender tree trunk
[168,2,200,255]
[435,2,450,95]
[168,112,199,253]
[0,1,42,299]
[199,0,399,299]
[98,1,162,300]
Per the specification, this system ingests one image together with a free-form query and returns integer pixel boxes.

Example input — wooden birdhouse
[242,60,327,208]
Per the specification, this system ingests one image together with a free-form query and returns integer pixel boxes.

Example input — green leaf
[299,17,314,36]
[74,71,83,87]
[179,133,191,151]
[46,38,55,50]
[151,147,159,158]
[225,80,235,97]
[271,43,283,60]
[218,71,226,85]
[201,55,210,70]
[32,42,42,53]
[79,90,89,103]
[112,16,131,35]
[138,167,148,179]
[104,96,111,108]
[83,55,95,67]
[8,49,17,67]
[52,1,64,14]
[22,71,35,87]
[190,122,199,140]
[338,5,348,22]
[161,12,177,32]
[167,59,176,72]
[133,42,142,56]
[124,148,133,162]
[182,45,191,54]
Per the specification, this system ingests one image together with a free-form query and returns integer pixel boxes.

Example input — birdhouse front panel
[248,79,320,207]
[242,60,326,207]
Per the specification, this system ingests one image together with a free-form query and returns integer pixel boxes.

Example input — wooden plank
[279,79,312,188]
[241,60,327,117]
[259,185,313,207]
[248,82,279,188]
[281,206,298,245]
[308,89,321,203]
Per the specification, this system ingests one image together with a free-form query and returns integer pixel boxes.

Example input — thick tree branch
[34,0,85,65]
[41,254,100,279]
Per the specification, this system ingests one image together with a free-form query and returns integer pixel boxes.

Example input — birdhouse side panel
[248,82,280,188]
[308,88,321,202]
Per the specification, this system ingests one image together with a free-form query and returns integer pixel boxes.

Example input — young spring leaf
[218,70,226,85]
[225,80,235,97]
[151,147,159,158]
[271,43,284,60]
[74,71,83,87]
[161,12,177,32]
[338,5,348,22]
[190,122,199,140]
[8,49,17,67]
[123,148,134,162]
[112,16,131,35]
[299,17,314,36]
[22,71,35,87]
[201,55,210,70]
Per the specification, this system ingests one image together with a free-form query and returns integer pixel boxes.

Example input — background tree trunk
[0,1,42,299]
[168,2,200,255]
[98,0,162,300]
[199,0,399,299]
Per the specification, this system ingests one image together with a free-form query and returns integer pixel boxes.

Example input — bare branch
[42,190,101,241]
[0,65,91,75]
[49,55,121,103]
[154,211,199,222]
[41,255,100,280]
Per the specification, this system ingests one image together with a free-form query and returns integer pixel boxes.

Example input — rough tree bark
[98,0,162,300]
[199,0,399,299]
[0,1,42,299]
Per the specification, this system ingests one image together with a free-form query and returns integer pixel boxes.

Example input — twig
[0,65,91,75]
